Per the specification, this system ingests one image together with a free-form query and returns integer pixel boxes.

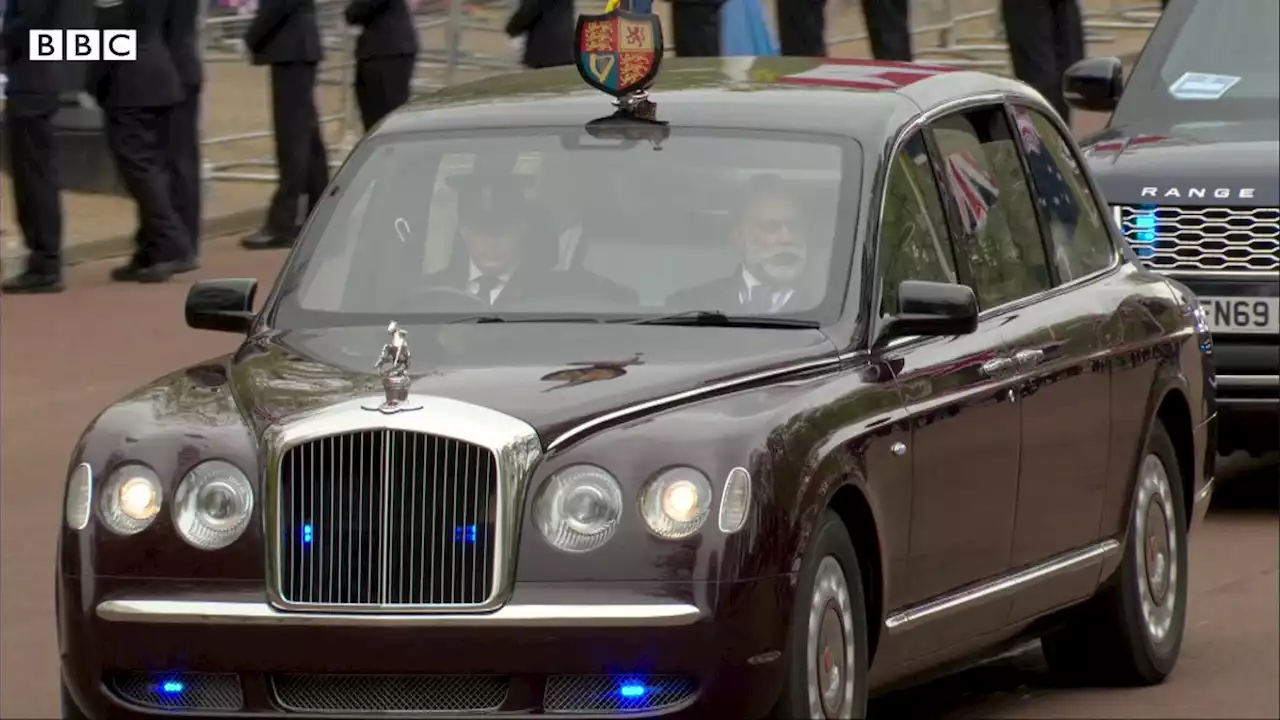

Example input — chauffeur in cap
[86,0,191,283]
[241,0,330,250]
[1,0,67,293]
[423,176,549,305]
[345,0,419,131]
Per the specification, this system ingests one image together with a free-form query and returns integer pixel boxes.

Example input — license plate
[1198,296,1280,334]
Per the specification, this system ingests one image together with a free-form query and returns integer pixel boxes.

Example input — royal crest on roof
[574,0,664,100]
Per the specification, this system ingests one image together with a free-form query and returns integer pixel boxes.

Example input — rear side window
[1011,107,1115,282]
[931,107,1052,309]
[877,132,957,317]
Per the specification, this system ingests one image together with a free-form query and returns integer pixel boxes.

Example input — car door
[871,128,1022,662]
[995,105,1119,621]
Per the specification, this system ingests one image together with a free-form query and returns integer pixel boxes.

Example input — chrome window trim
[263,394,542,614]
[96,598,703,628]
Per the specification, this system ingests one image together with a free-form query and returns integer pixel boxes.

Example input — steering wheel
[398,285,489,311]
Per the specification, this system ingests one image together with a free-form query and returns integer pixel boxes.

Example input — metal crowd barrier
[196,0,1160,187]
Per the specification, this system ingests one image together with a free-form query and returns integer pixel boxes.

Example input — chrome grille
[271,674,509,713]
[108,671,243,711]
[1117,205,1279,274]
[543,675,699,714]
[276,430,499,608]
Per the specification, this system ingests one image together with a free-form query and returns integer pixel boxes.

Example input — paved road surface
[2,241,1276,718]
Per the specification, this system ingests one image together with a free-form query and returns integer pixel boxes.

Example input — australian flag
[945,151,1000,235]
[1014,109,1080,231]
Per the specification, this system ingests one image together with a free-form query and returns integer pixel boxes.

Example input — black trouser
[3,98,63,276]
[265,62,329,237]
[167,84,203,259]
[670,0,723,57]
[777,0,911,60]
[1002,0,1084,121]
[355,55,415,131]
[105,106,188,266]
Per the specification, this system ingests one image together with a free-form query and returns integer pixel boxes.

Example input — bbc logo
[29,30,138,61]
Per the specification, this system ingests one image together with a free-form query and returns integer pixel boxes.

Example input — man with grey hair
[665,173,813,313]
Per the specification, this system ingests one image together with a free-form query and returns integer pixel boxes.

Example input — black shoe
[110,262,176,283]
[174,257,200,274]
[240,230,295,250]
[1,272,63,294]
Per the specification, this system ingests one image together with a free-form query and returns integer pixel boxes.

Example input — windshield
[269,127,861,329]
[1116,0,1279,124]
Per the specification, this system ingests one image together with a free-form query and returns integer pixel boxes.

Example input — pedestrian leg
[254,62,319,246]
[2,100,64,293]
[1050,0,1085,126]
[670,0,725,57]
[167,84,203,264]
[1001,0,1065,118]
[862,0,913,61]
[776,0,826,56]
[104,107,188,282]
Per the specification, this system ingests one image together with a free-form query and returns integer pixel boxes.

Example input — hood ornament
[364,321,422,414]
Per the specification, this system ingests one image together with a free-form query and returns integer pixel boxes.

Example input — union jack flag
[945,151,999,235]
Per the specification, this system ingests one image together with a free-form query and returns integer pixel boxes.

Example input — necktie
[746,285,776,313]
[474,274,501,304]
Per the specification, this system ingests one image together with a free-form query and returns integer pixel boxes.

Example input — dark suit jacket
[244,0,323,65]
[164,0,203,88]
[424,263,639,308]
[86,0,183,109]
[345,0,418,60]
[665,267,816,311]
[505,0,573,70]
[2,0,63,104]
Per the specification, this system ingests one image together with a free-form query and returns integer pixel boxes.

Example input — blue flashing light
[160,680,185,694]
[302,524,313,544]
[454,524,478,544]
[1131,205,1159,259]
[618,681,648,698]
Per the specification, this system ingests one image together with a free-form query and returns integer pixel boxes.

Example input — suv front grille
[1116,204,1279,274]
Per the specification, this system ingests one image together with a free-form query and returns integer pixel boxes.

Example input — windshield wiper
[623,311,820,329]
[446,316,606,324]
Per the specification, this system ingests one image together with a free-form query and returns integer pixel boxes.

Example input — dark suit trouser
[1002,0,1084,121]
[266,62,329,237]
[3,100,63,276]
[355,56,415,131]
[167,84,203,258]
[105,106,188,266]
[777,0,911,59]
[671,1,723,57]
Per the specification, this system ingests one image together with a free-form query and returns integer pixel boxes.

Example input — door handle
[981,357,1014,377]
[1014,349,1045,368]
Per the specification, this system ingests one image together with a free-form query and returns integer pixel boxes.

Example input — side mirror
[876,280,978,347]
[185,279,258,334]
[1064,56,1124,113]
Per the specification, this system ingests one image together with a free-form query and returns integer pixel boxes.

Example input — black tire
[62,681,91,720]
[772,510,870,719]
[1042,419,1188,686]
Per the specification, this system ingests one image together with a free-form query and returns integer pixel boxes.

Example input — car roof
[374,58,1043,141]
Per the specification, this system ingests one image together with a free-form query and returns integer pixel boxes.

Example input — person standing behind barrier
[1,0,66,293]
[505,0,572,69]
[667,0,725,57]
[1001,0,1084,122]
[346,0,419,130]
[163,0,204,267]
[87,0,191,283]
[241,0,329,250]
[776,0,912,60]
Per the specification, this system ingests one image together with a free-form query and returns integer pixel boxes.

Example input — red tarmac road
[2,240,1277,718]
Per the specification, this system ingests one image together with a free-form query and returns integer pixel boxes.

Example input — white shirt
[467,262,514,303]
[738,268,794,313]
[556,225,583,271]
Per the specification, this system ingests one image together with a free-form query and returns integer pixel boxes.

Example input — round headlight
[173,460,254,550]
[99,464,162,535]
[533,465,623,553]
[639,467,713,539]
[65,463,94,531]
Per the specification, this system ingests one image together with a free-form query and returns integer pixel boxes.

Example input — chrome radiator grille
[1116,205,1279,274]
[276,430,499,609]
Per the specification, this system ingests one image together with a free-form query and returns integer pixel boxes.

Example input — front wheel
[1042,419,1188,686]
[772,510,870,719]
